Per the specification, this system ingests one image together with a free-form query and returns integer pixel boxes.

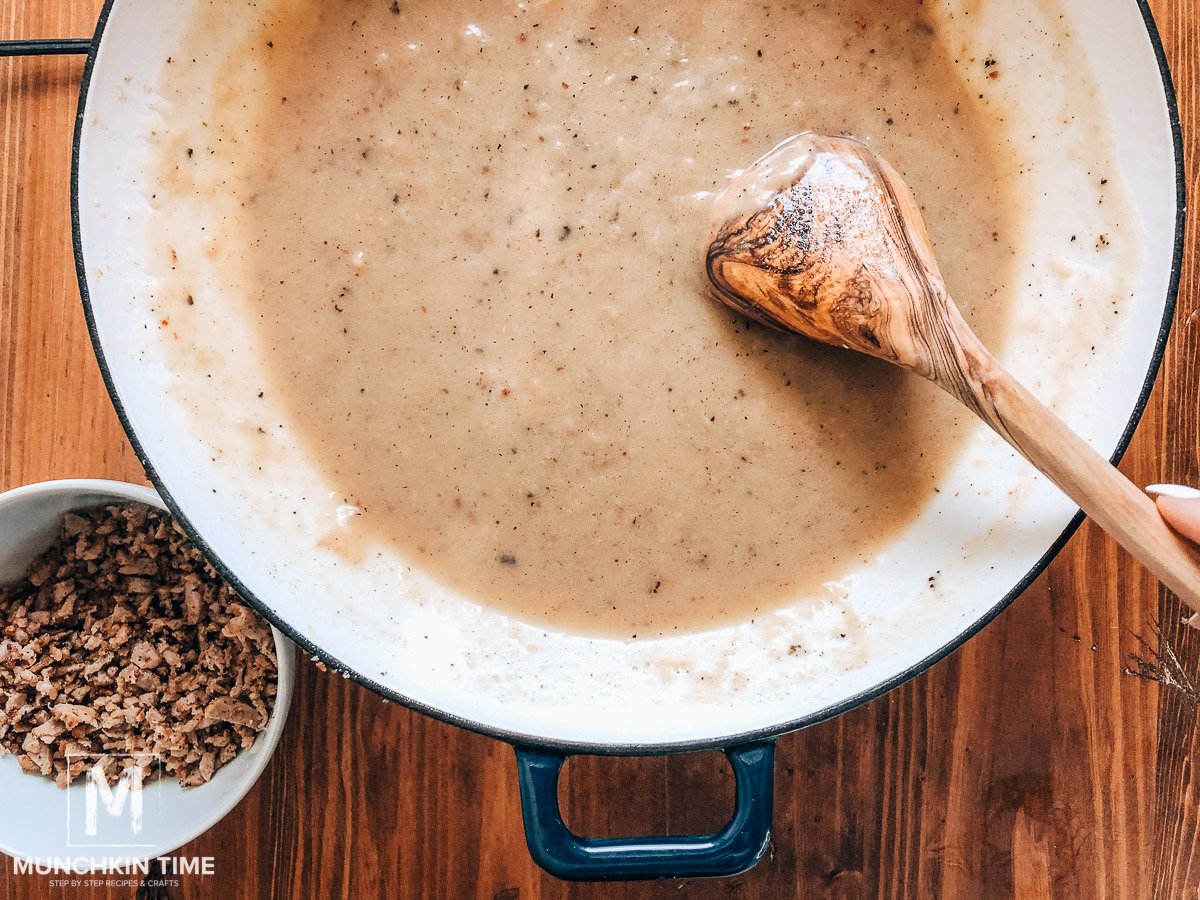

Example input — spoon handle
[951,333,1200,615]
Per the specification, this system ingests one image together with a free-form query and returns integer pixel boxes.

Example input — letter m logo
[85,763,144,837]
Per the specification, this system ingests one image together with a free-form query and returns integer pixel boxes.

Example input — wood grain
[2,1,1199,897]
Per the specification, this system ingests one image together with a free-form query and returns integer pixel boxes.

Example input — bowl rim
[0,478,294,866]
[69,0,1185,755]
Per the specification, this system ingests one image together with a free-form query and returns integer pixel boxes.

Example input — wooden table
[2,1,1199,897]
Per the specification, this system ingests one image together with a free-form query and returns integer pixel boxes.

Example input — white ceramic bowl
[0,479,294,870]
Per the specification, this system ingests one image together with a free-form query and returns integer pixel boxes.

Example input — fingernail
[1146,484,1200,500]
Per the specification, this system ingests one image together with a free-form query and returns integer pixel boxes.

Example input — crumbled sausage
[0,504,278,789]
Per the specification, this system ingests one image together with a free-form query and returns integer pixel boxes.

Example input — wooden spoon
[705,132,1200,615]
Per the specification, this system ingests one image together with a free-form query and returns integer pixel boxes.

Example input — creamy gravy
[154,0,1026,637]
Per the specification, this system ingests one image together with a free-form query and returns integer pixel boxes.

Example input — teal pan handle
[513,741,775,881]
